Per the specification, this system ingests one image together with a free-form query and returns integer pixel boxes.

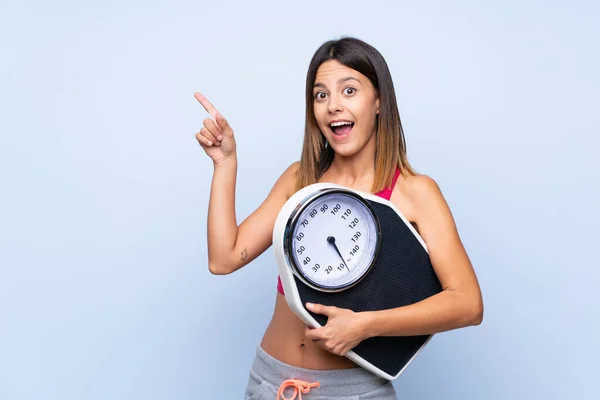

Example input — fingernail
[218,135,223,141]
[306,303,314,309]
[207,141,213,146]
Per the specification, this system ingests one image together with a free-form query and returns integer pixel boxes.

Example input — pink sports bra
[277,168,401,295]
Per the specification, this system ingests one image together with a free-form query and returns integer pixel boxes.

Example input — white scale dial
[288,190,380,291]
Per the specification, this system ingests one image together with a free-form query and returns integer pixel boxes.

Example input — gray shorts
[244,345,397,399]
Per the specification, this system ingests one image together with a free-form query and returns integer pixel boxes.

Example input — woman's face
[312,59,380,157]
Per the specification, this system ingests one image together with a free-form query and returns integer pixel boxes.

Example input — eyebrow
[313,76,361,89]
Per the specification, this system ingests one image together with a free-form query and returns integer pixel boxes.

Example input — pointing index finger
[194,92,219,119]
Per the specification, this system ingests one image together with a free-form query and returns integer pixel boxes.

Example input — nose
[327,94,343,113]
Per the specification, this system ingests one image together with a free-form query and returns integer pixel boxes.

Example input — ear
[376,97,380,114]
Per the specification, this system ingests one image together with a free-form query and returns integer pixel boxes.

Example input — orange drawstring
[277,378,320,400]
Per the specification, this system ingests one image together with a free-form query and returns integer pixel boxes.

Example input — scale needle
[327,236,350,273]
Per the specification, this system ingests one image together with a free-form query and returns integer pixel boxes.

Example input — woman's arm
[194,91,298,275]
[207,159,299,275]
[361,175,483,337]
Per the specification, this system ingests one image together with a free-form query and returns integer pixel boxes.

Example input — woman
[195,37,483,399]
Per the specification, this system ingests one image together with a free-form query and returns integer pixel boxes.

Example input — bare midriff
[260,292,358,370]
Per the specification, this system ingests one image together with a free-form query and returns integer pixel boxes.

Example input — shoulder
[397,173,447,210]
[273,161,301,199]
[392,173,456,236]
[404,173,441,195]
[282,161,301,183]
[287,160,301,174]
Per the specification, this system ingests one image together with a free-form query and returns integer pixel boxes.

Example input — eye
[314,91,327,101]
[343,87,356,95]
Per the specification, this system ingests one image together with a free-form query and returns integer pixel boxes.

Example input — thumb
[306,303,337,316]
[215,113,233,137]
[305,325,325,340]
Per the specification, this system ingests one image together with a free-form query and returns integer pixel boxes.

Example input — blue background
[1,0,598,399]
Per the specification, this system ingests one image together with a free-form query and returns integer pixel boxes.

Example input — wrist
[359,311,379,339]
[213,154,237,170]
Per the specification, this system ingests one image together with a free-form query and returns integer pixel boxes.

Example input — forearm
[362,289,483,338]
[207,157,239,273]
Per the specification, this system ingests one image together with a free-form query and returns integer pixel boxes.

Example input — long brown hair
[295,37,416,193]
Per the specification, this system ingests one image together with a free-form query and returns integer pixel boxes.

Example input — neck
[328,134,377,184]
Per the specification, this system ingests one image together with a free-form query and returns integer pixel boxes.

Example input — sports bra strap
[376,167,401,200]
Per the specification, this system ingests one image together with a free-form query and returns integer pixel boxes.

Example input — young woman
[195,37,483,400]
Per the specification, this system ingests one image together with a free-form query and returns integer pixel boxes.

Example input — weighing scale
[273,183,442,380]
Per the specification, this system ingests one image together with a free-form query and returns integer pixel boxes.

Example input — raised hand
[194,92,236,165]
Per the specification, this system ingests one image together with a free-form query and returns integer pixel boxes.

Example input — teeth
[330,121,353,127]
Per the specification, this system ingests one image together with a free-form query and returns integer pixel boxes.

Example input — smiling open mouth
[330,121,354,135]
